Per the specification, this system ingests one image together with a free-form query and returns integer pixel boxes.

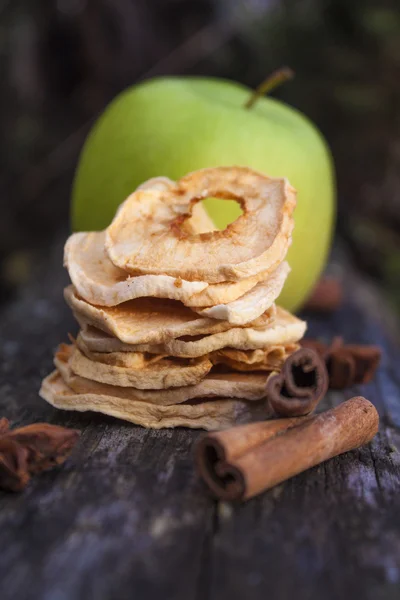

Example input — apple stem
[244,67,294,109]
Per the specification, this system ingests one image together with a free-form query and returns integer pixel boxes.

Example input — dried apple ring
[105,166,296,283]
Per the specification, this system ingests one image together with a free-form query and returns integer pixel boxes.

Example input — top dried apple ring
[105,166,296,283]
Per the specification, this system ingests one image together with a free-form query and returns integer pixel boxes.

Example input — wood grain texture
[0,240,399,600]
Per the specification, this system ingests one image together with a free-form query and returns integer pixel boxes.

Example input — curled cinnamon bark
[196,417,306,501]
[0,421,80,492]
[196,396,379,502]
[301,337,381,389]
[266,348,328,417]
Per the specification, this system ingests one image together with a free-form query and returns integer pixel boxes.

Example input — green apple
[72,76,335,311]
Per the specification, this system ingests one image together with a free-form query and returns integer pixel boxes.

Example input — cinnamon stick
[301,338,381,389]
[196,396,379,502]
[267,347,328,417]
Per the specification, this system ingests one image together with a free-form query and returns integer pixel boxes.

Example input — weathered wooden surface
[0,241,399,600]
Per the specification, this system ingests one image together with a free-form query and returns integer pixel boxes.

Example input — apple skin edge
[72,76,336,312]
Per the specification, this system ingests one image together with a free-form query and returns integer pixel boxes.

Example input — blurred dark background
[1,0,400,308]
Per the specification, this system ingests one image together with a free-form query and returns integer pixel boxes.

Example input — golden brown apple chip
[105,166,296,283]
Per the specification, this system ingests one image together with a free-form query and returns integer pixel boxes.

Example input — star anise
[301,337,381,390]
[0,419,79,492]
